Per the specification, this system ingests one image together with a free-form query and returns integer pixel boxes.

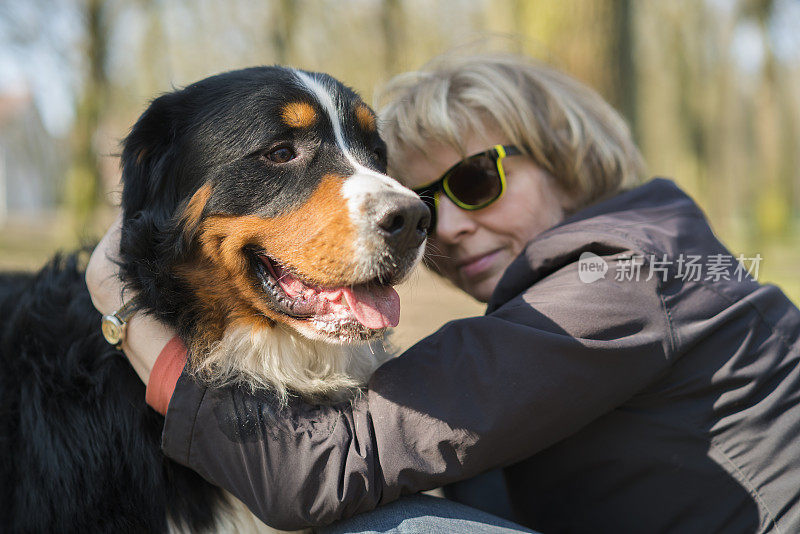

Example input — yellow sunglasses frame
[412,145,521,225]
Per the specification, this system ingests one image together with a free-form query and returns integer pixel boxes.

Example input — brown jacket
[162,178,800,532]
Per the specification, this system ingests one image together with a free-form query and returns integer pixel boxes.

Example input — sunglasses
[412,144,521,232]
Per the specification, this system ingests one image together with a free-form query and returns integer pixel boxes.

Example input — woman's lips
[457,249,503,279]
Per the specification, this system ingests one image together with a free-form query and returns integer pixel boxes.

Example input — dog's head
[119,67,428,350]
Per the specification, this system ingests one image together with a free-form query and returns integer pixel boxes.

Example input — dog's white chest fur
[167,490,299,533]
[186,324,392,532]
[196,324,391,402]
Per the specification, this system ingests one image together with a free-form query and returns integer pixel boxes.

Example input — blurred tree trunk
[67,0,109,236]
[381,0,403,78]
[271,0,298,65]
[671,2,715,216]
[608,0,637,140]
[744,0,795,239]
[140,0,169,97]
[508,0,637,131]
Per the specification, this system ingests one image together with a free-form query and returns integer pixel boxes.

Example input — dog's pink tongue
[342,285,400,329]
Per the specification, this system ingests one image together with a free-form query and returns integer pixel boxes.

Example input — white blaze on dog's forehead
[293,70,415,205]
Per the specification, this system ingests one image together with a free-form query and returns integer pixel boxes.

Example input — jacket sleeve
[161,254,675,530]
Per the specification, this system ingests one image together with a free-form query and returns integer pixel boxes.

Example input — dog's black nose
[376,195,430,251]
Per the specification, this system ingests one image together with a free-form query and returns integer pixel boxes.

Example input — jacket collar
[486,178,703,313]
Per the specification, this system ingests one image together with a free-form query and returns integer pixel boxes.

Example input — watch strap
[114,296,140,323]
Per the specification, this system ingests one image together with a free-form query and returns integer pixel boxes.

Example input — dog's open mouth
[251,252,399,341]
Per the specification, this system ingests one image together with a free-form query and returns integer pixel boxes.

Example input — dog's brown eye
[264,146,295,163]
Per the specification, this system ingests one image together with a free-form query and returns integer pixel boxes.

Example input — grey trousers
[317,494,536,534]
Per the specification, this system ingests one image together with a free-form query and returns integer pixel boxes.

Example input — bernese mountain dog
[0,66,429,532]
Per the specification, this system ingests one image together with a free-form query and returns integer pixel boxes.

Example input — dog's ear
[120,91,188,221]
[118,91,198,309]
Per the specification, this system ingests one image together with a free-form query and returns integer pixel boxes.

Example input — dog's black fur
[0,255,226,532]
[0,66,414,532]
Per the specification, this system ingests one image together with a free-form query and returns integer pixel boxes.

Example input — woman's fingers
[86,214,128,315]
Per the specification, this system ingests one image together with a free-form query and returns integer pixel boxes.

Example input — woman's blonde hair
[377,53,645,209]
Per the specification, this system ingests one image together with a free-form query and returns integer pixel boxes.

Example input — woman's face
[400,129,571,302]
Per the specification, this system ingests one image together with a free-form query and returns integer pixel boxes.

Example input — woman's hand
[85,214,127,316]
[86,214,176,385]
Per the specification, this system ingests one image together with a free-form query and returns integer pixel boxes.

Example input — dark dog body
[1,257,226,532]
[1,66,427,532]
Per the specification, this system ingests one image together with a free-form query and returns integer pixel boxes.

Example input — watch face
[102,316,123,345]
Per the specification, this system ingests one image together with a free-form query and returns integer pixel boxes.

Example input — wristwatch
[101,297,140,349]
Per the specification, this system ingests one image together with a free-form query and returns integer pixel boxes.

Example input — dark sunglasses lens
[446,156,501,206]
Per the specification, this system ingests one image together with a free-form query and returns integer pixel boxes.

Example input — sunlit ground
[1,210,796,352]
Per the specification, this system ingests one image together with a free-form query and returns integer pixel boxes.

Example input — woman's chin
[459,272,503,303]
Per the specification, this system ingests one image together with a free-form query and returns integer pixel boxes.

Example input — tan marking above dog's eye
[355,103,376,132]
[281,101,317,128]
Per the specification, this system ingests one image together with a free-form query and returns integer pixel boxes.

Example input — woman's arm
[86,224,673,530]
[85,215,175,385]
[161,270,671,530]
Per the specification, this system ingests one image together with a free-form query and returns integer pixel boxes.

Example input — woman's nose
[434,195,477,243]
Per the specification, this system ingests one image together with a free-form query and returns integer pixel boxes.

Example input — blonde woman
[87,54,800,533]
